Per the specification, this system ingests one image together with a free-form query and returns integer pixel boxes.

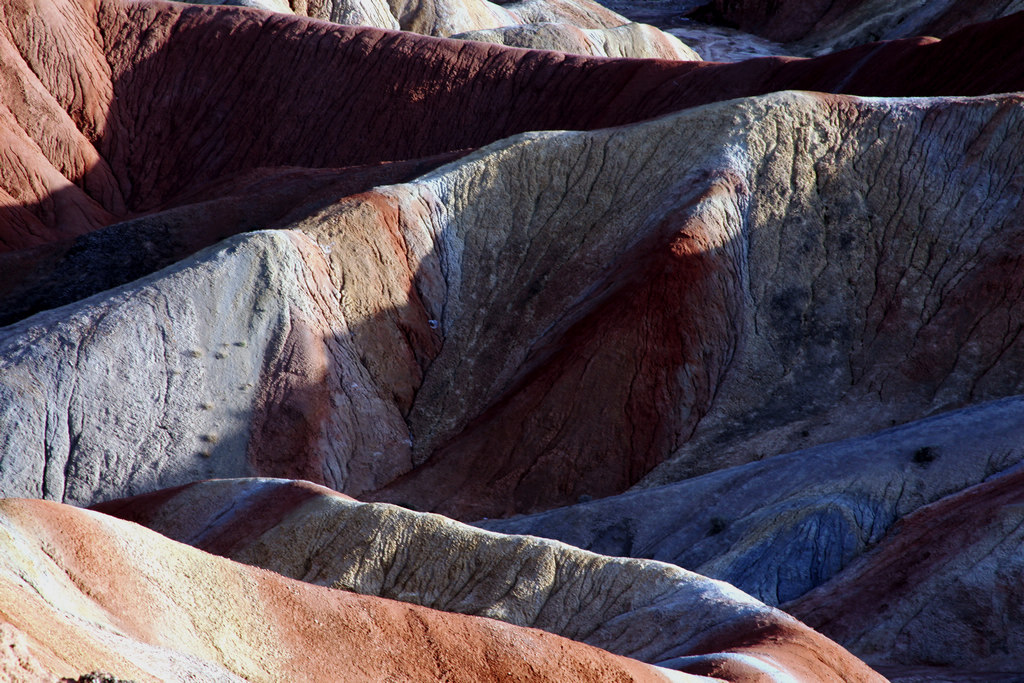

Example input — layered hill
[0,496,718,682]
[89,477,881,681]
[2,0,1024,679]
[6,84,1023,517]
[688,0,1024,54]
[481,396,1024,672]
[187,0,703,59]
[2,0,1023,253]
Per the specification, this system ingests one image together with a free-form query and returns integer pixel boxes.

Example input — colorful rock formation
[691,0,1024,54]
[91,477,883,681]
[0,497,706,681]
[2,0,1023,679]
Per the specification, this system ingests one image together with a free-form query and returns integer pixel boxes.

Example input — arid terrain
[1,0,1023,680]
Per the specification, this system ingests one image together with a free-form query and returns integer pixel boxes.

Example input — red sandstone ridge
[0,497,704,682]
[2,0,1024,252]
[92,478,884,682]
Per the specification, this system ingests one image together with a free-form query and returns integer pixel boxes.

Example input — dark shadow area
[0,154,465,326]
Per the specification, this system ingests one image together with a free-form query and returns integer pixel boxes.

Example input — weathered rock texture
[786,462,1024,672]
[0,155,464,327]
[4,59,1024,523]
[0,88,1013,516]
[2,1,1024,676]
[452,22,701,60]
[3,0,1023,252]
[478,396,1024,602]
[2,0,1024,527]
[693,0,1024,54]
[93,477,884,681]
[357,90,1024,519]
[173,0,702,60]
[0,497,700,682]
[0,230,417,504]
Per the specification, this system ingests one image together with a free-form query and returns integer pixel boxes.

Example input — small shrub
[708,517,728,535]
[913,446,937,465]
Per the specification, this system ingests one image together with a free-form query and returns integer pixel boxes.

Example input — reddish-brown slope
[3,0,1024,252]
[370,179,745,517]
[0,497,692,682]
[786,465,1024,671]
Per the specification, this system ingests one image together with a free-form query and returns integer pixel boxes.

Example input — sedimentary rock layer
[368,90,1024,518]
[786,463,1024,672]
[0,497,699,682]
[478,396,1024,605]
[187,0,702,58]
[4,89,1024,522]
[3,0,1023,252]
[451,22,701,60]
[93,477,884,681]
[0,230,415,504]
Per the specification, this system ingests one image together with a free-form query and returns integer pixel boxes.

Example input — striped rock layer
[92,477,883,681]
[0,496,706,682]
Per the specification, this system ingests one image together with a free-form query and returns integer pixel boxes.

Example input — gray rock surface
[478,395,1024,605]
[0,230,411,505]
[6,90,1024,522]
[453,21,700,59]
[367,90,1024,519]
[786,460,1024,672]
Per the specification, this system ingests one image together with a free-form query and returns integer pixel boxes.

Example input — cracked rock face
[785,463,1024,672]
[2,0,1024,679]
[479,395,1024,672]
[366,91,1024,520]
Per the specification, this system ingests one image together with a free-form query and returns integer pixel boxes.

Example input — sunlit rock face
[2,0,1024,679]
[91,477,883,681]
[0,496,716,682]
